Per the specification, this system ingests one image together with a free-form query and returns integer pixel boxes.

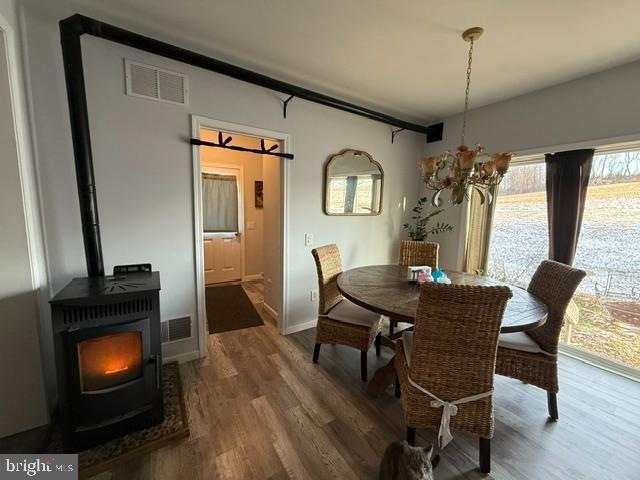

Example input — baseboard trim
[163,350,200,364]
[284,319,317,335]
[263,302,279,320]
[244,274,264,281]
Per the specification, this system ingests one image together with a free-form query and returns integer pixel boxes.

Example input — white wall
[21,0,423,375]
[201,131,264,278]
[425,60,640,269]
[0,0,48,436]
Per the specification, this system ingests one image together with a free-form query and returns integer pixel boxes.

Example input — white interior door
[202,165,243,284]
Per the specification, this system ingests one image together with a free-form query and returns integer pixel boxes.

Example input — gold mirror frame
[323,149,384,216]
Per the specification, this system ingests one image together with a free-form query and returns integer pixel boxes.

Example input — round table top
[337,265,548,333]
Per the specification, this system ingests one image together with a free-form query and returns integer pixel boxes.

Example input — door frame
[0,13,51,426]
[191,115,290,355]
[201,163,246,284]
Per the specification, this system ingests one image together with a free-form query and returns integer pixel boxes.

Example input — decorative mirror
[324,149,384,215]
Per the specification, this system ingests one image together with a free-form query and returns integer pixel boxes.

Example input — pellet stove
[50,17,166,452]
[50,271,164,452]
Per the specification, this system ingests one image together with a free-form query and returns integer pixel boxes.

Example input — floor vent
[125,59,188,106]
[161,316,192,343]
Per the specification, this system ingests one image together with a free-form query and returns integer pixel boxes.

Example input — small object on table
[432,267,444,282]
[407,266,432,284]
[437,272,452,284]
[417,270,432,284]
[432,267,452,283]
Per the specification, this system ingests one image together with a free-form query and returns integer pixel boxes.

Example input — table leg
[380,325,413,350]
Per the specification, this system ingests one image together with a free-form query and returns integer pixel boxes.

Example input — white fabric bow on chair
[408,376,493,448]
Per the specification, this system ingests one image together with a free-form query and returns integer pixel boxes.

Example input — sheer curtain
[202,173,239,232]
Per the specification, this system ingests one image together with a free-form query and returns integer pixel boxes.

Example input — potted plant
[403,197,454,241]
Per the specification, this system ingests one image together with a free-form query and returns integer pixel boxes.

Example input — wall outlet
[305,233,314,247]
[310,290,318,302]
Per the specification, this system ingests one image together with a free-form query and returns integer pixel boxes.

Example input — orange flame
[104,365,129,375]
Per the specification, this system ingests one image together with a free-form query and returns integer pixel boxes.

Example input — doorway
[192,116,289,355]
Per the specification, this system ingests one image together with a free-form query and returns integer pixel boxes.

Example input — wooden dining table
[337,265,548,333]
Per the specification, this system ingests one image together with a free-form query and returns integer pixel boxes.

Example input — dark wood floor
[5,280,639,479]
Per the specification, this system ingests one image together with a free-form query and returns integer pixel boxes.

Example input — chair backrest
[526,260,587,354]
[410,283,512,404]
[399,240,439,268]
[311,244,344,315]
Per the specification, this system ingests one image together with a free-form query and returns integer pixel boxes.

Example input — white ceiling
[77,0,640,124]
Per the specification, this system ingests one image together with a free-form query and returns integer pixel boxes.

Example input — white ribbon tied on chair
[408,376,493,449]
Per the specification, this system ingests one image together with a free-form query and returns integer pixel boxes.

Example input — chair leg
[479,437,490,474]
[375,333,381,357]
[406,427,416,446]
[360,351,368,382]
[312,343,321,364]
[389,320,395,334]
[547,391,559,420]
[394,374,401,398]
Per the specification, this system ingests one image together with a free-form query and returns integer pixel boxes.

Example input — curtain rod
[190,138,294,159]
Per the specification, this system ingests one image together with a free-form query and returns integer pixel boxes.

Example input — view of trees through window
[328,176,378,213]
[488,150,640,370]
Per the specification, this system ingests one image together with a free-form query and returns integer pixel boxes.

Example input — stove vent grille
[62,298,152,325]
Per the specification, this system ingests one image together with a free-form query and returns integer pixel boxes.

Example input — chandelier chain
[461,38,474,146]
[418,26,512,207]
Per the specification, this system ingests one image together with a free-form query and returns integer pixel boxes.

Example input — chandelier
[420,27,512,206]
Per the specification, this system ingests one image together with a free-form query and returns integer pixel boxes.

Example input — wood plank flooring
[75,281,640,478]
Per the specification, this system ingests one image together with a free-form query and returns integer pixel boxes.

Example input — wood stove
[50,272,163,452]
[55,16,169,453]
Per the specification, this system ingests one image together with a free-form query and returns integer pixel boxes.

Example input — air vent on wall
[161,316,192,343]
[125,59,188,106]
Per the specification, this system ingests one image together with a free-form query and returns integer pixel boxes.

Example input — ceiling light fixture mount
[420,26,512,206]
[462,27,484,43]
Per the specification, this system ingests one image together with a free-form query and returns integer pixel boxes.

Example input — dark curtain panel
[545,149,594,265]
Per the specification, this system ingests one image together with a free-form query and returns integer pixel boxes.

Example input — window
[488,151,640,371]
[202,173,239,232]
[488,162,547,287]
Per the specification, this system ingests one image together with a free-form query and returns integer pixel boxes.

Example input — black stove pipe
[59,14,443,277]
[60,17,104,277]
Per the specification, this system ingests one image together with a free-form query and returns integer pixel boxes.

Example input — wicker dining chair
[395,282,512,473]
[390,240,440,334]
[399,240,439,268]
[496,260,586,420]
[311,244,384,381]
